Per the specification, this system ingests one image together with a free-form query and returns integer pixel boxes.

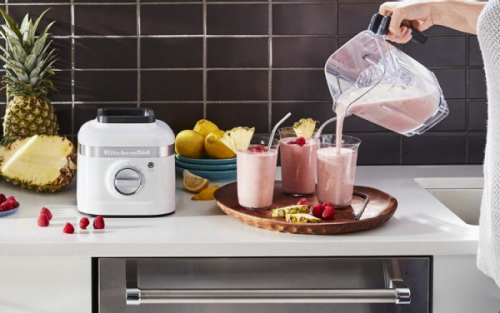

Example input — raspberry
[63,223,74,234]
[37,215,50,227]
[40,207,52,220]
[322,202,333,208]
[297,198,309,206]
[312,203,324,218]
[93,216,105,229]
[250,145,265,153]
[1,200,16,211]
[287,140,297,145]
[0,194,6,204]
[322,206,335,220]
[296,137,306,146]
[79,217,90,230]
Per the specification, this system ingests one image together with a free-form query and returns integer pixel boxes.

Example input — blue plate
[176,159,236,171]
[175,155,236,165]
[176,166,236,181]
[0,205,19,217]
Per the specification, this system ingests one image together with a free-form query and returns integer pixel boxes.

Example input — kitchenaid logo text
[104,149,152,156]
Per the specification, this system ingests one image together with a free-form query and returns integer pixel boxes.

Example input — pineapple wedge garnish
[218,131,237,153]
[285,213,321,224]
[293,118,318,140]
[272,205,310,218]
[219,127,255,152]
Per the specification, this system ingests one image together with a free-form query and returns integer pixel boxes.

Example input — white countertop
[0,165,483,257]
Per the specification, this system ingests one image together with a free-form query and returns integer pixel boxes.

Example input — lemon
[205,130,236,159]
[192,185,220,200]
[193,119,219,138]
[183,170,210,193]
[175,130,205,159]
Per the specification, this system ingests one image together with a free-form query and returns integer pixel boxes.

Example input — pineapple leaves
[0,9,22,41]
[0,8,58,98]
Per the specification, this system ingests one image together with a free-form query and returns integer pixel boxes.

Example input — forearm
[430,2,486,35]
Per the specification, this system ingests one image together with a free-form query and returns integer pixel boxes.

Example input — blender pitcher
[325,14,449,136]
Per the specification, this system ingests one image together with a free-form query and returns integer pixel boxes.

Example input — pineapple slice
[229,127,255,151]
[293,118,318,140]
[218,131,237,153]
[0,135,76,192]
[285,213,321,224]
[272,205,310,218]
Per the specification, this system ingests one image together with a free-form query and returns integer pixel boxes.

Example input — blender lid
[97,107,156,124]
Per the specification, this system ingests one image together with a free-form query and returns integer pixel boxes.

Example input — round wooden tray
[214,182,397,235]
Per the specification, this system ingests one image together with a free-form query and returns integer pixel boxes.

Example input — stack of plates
[175,155,236,180]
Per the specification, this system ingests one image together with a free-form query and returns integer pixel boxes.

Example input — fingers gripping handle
[368,13,428,45]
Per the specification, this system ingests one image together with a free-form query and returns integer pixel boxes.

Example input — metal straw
[268,112,292,150]
[313,116,338,140]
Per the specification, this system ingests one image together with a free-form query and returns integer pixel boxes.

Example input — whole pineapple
[0,9,58,145]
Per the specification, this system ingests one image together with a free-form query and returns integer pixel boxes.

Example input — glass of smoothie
[278,127,319,196]
[237,135,279,210]
[316,135,361,208]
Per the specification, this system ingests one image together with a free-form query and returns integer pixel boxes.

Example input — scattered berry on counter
[322,206,335,220]
[79,217,90,230]
[0,194,6,204]
[323,202,333,208]
[297,198,309,206]
[312,203,324,218]
[40,207,52,220]
[63,223,74,234]
[37,215,49,227]
[93,216,105,229]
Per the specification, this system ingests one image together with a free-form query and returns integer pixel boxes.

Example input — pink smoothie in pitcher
[279,138,319,195]
[237,146,278,209]
[316,147,358,207]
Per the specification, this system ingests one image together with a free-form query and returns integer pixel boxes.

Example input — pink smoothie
[237,147,278,209]
[316,147,358,207]
[279,138,319,195]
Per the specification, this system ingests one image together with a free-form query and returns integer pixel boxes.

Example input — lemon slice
[192,185,219,200]
[293,118,318,140]
[183,170,210,193]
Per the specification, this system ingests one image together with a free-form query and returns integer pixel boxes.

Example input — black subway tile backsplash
[75,38,137,69]
[0,1,486,165]
[75,5,136,36]
[207,5,268,35]
[141,71,203,101]
[141,5,203,35]
[274,4,336,35]
[273,70,331,101]
[207,39,268,68]
[208,71,268,101]
[273,37,336,68]
[142,38,203,69]
[74,71,137,102]
[207,103,269,133]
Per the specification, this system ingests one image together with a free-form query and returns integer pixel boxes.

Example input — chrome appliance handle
[125,260,411,306]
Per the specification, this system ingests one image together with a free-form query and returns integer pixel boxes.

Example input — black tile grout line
[65,66,477,71]
[202,0,207,118]
[70,0,75,135]
[268,0,272,132]
[136,0,141,108]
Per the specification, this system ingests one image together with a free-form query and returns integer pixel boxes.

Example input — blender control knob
[114,167,142,195]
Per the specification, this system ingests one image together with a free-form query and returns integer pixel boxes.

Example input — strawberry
[297,198,309,206]
[37,215,50,227]
[312,203,324,218]
[0,194,6,205]
[79,217,90,230]
[40,207,52,220]
[93,216,105,229]
[63,223,74,234]
[322,206,335,220]
[296,137,306,146]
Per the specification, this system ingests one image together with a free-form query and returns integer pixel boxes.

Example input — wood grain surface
[214,182,397,235]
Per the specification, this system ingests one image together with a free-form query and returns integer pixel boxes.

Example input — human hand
[379,1,435,44]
